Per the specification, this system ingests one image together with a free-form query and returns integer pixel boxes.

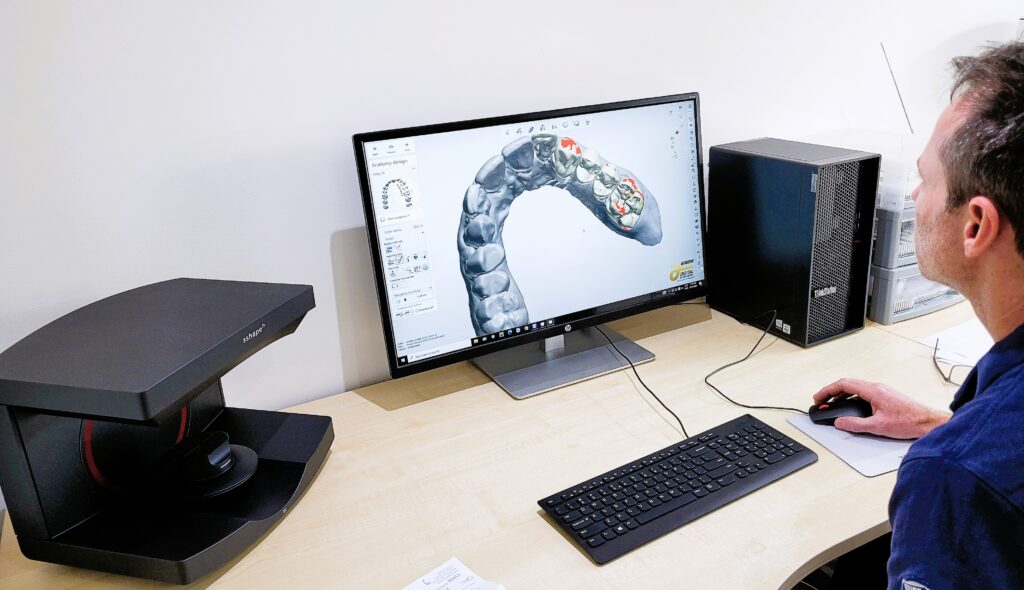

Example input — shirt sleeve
[887,456,1024,590]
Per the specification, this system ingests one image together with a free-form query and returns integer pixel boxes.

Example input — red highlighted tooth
[559,137,581,154]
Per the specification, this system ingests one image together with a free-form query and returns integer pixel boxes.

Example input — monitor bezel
[353,92,708,379]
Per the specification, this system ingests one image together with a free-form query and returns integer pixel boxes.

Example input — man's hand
[812,378,950,439]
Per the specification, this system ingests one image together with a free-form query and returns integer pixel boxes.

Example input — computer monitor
[353,93,707,398]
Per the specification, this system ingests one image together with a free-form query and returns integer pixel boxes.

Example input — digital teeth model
[457,133,663,336]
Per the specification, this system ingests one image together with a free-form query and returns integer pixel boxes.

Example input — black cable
[704,310,808,415]
[594,325,689,439]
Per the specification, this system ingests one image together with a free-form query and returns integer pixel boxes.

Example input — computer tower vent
[808,161,860,343]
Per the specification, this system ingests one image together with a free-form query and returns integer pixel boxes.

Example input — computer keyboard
[537,414,817,564]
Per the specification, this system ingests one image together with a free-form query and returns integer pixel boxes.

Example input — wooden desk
[0,307,970,589]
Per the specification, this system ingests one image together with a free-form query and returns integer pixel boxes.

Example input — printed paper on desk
[920,317,993,366]
[401,557,505,590]
[788,415,914,477]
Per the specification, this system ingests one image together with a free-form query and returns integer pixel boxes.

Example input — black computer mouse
[808,398,873,426]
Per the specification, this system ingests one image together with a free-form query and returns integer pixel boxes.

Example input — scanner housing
[0,278,334,584]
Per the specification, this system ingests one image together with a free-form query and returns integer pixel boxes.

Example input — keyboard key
[613,524,628,535]
[765,452,785,464]
[579,521,607,538]
[571,516,593,531]
[601,530,617,541]
[587,536,605,547]
[702,457,727,472]
[636,492,698,524]
[707,463,737,479]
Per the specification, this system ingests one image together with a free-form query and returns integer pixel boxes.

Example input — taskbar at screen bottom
[394,279,705,368]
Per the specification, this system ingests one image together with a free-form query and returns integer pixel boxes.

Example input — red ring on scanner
[176,405,188,444]
[83,404,189,492]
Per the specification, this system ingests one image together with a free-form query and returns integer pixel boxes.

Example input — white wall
[1,1,1020,425]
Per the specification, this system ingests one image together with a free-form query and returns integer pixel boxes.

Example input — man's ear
[963,196,1001,258]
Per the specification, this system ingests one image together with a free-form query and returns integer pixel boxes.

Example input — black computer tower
[707,138,880,347]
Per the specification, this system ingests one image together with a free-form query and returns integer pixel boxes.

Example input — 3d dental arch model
[458,133,663,336]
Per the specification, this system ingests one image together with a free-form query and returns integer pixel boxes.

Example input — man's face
[911,100,970,288]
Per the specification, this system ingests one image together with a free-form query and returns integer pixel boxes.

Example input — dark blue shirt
[888,321,1024,589]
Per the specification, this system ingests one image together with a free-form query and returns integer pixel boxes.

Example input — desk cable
[596,306,808,444]
[594,325,690,439]
[704,309,809,416]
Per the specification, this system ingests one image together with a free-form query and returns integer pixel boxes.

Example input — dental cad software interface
[362,99,706,367]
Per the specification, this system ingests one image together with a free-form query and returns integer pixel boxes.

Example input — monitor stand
[472,325,654,400]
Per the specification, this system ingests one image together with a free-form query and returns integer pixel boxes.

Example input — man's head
[912,41,1024,290]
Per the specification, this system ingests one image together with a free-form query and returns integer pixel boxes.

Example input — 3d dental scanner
[0,278,333,584]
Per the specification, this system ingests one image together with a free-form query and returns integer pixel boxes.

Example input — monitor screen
[354,94,707,377]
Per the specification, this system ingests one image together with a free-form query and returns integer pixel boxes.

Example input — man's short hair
[945,41,1024,256]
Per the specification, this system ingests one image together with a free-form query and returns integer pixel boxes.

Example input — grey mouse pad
[787,415,914,477]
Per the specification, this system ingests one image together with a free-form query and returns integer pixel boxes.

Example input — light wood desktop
[0,302,974,589]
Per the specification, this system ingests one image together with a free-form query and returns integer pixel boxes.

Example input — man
[813,41,1024,589]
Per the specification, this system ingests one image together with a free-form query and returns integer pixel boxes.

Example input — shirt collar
[951,320,1024,412]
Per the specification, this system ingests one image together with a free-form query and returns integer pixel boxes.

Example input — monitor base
[472,326,654,400]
